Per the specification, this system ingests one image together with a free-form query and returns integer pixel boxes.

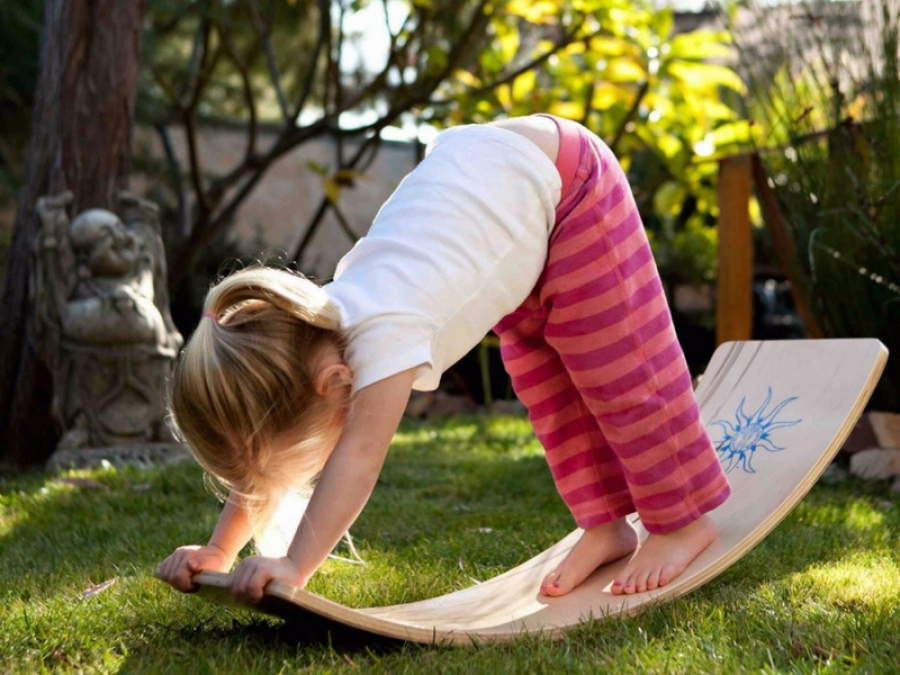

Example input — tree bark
[0,0,144,468]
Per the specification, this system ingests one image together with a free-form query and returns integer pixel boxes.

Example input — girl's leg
[540,127,729,593]
[495,306,641,588]
[496,305,634,528]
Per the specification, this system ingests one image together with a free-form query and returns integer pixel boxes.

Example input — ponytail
[204,266,341,330]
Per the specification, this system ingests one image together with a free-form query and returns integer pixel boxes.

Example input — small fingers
[156,552,194,593]
[246,567,269,602]
[230,558,264,603]
[175,555,199,593]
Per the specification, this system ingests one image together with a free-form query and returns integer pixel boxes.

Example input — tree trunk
[0,0,144,468]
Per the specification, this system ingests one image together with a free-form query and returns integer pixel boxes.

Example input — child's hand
[155,545,231,593]
[229,555,305,604]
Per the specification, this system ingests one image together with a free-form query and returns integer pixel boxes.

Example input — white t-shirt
[325,124,561,392]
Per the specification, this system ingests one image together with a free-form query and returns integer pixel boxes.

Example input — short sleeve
[341,313,437,393]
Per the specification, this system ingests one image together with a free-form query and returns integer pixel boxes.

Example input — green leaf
[711,121,753,150]
[512,70,536,101]
[306,160,328,176]
[654,180,686,217]
[605,57,647,83]
[505,0,559,24]
[667,61,746,94]
[549,100,585,120]
[668,33,733,61]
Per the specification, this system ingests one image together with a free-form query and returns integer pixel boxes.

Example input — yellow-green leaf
[497,83,513,108]
[454,69,482,89]
[667,61,746,94]
[657,133,684,160]
[592,82,628,110]
[505,0,559,24]
[653,180,686,217]
[549,100,585,120]
[323,178,340,204]
[499,30,520,62]
[588,35,637,58]
[605,57,647,83]
[512,70,536,101]
[711,120,753,149]
[668,33,733,61]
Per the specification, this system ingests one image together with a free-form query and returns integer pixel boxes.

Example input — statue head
[70,209,138,278]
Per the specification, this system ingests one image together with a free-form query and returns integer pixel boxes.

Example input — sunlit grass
[1,416,898,674]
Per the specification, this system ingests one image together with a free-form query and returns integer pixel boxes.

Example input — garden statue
[31,191,185,469]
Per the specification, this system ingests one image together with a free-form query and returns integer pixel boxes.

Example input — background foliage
[445,0,748,288]
[0,1,744,309]
[736,0,900,411]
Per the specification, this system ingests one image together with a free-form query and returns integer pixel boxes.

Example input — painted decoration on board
[711,387,802,474]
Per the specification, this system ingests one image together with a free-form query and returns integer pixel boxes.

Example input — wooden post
[716,155,753,345]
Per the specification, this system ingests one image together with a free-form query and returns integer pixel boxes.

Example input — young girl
[156,115,730,603]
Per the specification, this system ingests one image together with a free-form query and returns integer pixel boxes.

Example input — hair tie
[202,312,219,322]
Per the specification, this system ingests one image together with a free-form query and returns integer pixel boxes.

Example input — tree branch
[153,120,190,237]
[331,200,360,243]
[294,0,330,119]
[179,9,211,107]
[609,79,651,155]
[247,0,291,124]
[220,32,259,171]
[428,20,593,107]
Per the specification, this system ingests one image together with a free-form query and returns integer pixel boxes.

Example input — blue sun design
[710,387,802,474]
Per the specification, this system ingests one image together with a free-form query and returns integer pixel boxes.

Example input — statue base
[46,442,192,472]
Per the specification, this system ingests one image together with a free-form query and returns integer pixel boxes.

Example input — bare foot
[610,514,717,595]
[540,519,638,597]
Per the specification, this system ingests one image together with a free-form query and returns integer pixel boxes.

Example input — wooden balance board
[191,338,888,645]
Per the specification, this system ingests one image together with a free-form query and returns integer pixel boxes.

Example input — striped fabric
[494,116,730,534]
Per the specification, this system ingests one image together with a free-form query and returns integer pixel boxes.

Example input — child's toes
[540,570,560,594]
[646,568,661,591]
[658,564,678,587]
[635,569,653,593]
[614,571,637,595]
[540,570,574,597]
[610,574,626,595]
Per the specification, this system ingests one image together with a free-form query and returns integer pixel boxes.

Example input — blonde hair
[169,265,349,536]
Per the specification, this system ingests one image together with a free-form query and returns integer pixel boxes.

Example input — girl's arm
[207,495,254,563]
[157,493,253,592]
[228,368,415,601]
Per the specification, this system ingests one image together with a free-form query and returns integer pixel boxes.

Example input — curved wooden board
[192,338,888,645]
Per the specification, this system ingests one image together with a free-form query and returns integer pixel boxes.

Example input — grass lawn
[1,416,899,674]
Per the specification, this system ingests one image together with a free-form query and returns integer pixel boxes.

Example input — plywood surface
[192,339,888,644]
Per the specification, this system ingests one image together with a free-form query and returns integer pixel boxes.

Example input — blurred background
[1,0,898,467]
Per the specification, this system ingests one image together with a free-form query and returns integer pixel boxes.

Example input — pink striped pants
[494,116,730,534]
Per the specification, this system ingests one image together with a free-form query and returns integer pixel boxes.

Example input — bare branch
[294,0,330,119]
[179,10,211,107]
[247,0,291,124]
[151,66,181,106]
[331,200,360,243]
[428,20,594,107]
[336,2,346,112]
[183,109,209,216]
[609,79,650,155]
[219,33,259,171]
[153,121,190,237]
